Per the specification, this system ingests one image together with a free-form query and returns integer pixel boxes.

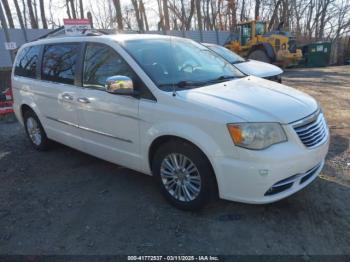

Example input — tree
[27,0,38,28]
[39,0,47,29]
[186,0,196,30]
[2,0,14,28]
[217,0,224,29]
[210,0,219,30]
[66,0,71,18]
[13,0,25,29]
[79,0,84,18]
[195,0,204,40]
[112,0,123,30]
[255,0,261,20]
[317,0,334,39]
[33,0,38,22]
[179,0,186,29]
[162,0,170,30]
[123,5,133,29]
[131,0,144,32]
[281,0,290,30]
[196,0,203,31]
[66,0,76,19]
[157,0,164,31]
[268,0,282,31]
[69,0,77,19]
[230,0,237,29]
[21,0,27,27]
[140,0,149,31]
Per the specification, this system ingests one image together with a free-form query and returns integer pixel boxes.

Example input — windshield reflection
[122,38,244,91]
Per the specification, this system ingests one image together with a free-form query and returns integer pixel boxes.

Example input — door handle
[77,97,91,104]
[62,93,74,101]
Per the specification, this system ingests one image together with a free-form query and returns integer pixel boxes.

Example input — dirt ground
[0,66,349,256]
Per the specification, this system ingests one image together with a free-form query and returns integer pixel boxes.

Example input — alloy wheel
[26,117,42,146]
[160,153,201,202]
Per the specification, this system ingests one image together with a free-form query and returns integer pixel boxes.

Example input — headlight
[227,123,287,150]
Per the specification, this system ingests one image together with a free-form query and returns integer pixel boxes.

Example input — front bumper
[212,124,329,204]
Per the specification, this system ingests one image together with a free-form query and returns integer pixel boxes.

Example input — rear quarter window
[14,46,41,78]
[41,43,80,85]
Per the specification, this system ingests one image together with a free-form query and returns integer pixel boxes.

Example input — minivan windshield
[206,44,246,64]
[121,38,244,91]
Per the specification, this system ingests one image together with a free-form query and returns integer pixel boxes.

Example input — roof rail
[36,26,65,40]
[81,28,110,36]
[32,27,111,42]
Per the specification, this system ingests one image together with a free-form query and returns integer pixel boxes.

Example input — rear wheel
[248,49,271,63]
[23,110,50,151]
[152,140,217,210]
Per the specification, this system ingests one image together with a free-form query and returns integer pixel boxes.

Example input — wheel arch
[19,103,43,126]
[21,104,34,117]
[148,135,219,193]
[17,103,34,124]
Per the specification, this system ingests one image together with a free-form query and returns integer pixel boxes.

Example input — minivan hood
[235,59,283,78]
[178,76,318,123]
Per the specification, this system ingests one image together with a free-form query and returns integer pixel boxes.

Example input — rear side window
[41,43,79,85]
[14,46,40,78]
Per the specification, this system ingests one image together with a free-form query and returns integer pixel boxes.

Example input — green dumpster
[300,42,331,67]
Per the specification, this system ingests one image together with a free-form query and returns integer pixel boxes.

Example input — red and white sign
[63,19,91,36]
[0,88,13,116]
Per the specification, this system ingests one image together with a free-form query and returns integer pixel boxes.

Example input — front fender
[140,121,225,174]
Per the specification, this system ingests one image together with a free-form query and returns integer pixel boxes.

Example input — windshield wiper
[158,80,205,88]
[159,76,235,89]
[205,75,236,84]
[231,60,245,64]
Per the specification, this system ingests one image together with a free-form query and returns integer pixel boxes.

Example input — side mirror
[105,75,135,96]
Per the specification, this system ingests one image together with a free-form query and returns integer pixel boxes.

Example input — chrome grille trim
[293,111,328,148]
[290,108,321,127]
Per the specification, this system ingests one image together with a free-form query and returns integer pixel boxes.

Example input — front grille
[293,111,328,148]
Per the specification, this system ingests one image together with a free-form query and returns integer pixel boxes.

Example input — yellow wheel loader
[225,20,302,67]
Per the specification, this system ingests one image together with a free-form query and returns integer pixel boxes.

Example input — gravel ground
[0,66,349,255]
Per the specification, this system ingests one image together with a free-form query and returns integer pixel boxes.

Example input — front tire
[23,110,50,151]
[248,49,271,63]
[152,140,217,210]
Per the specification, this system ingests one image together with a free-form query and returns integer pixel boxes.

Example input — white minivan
[12,34,329,210]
